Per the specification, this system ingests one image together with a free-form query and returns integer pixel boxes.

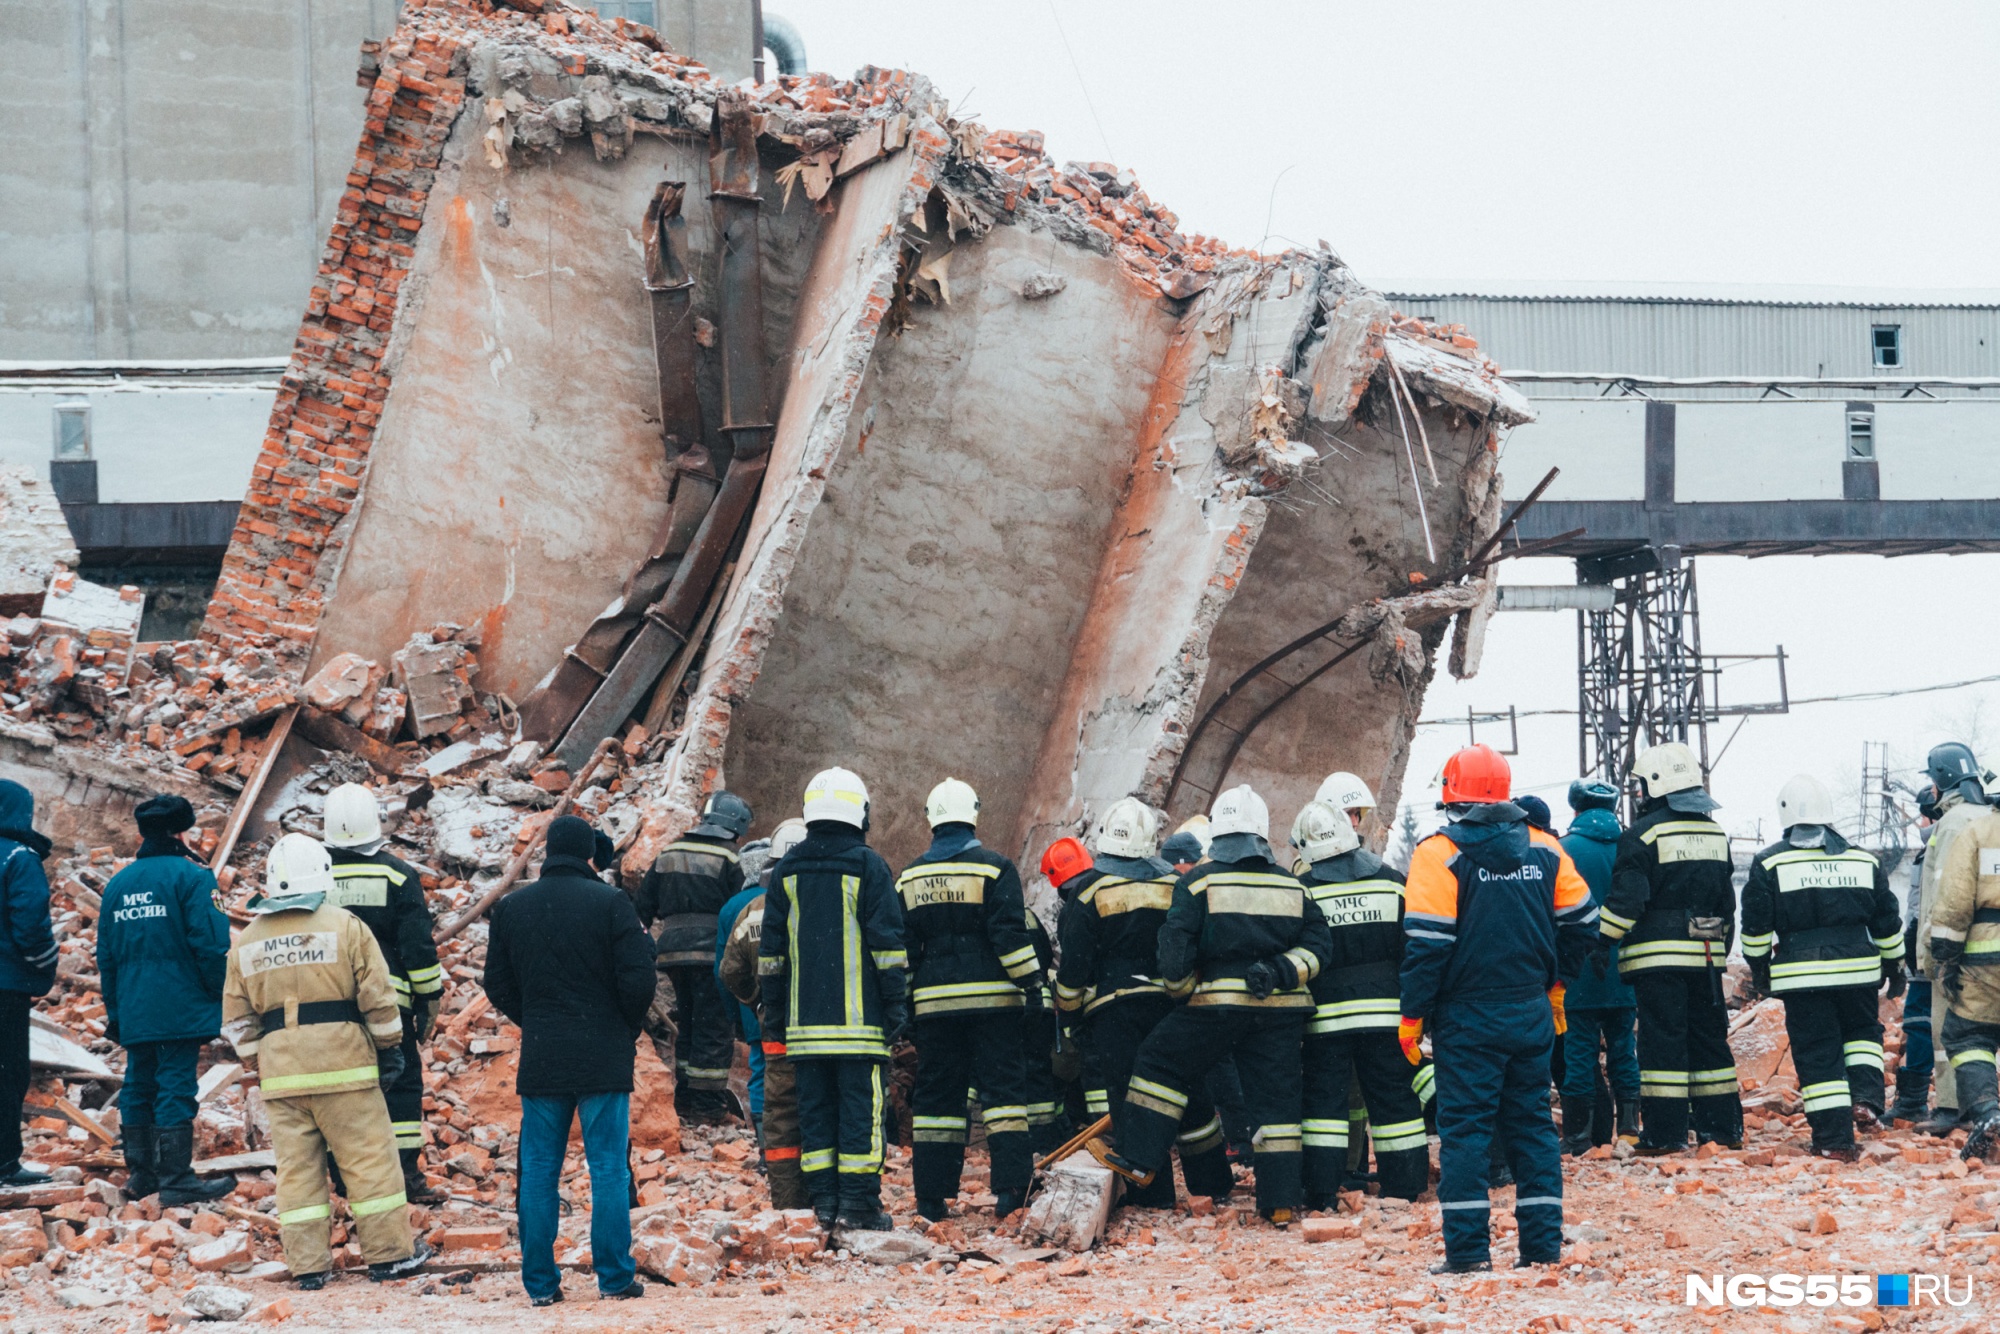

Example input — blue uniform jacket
[0,781,57,997]
[1559,809,1637,1010]
[96,843,230,1044]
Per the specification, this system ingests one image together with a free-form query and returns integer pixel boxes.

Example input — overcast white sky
[779,0,2000,843]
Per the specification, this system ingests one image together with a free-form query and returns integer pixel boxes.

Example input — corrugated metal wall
[1381,295,2000,379]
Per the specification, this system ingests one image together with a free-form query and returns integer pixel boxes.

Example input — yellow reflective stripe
[1738,932,1775,957]
[801,1149,835,1172]
[1283,947,1321,982]
[351,1191,408,1217]
[1301,1118,1348,1148]
[333,862,408,885]
[1204,882,1305,918]
[871,949,907,970]
[1950,1049,1997,1069]
[1800,1081,1851,1112]
[1968,939,2000,956]
[666,841,740,864]
[1842,1041,1884,1068]
[998,944,1038,968]
[260,1065,383,1094]
[914,981,1022,998]
[1640,820,1726,841]
[842,875,863,1027]
[900,862,1001,880]
[278,1203,333,1225]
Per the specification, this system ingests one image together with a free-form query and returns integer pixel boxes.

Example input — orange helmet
[1040,836,1093,887]
[1440,744,1511,805]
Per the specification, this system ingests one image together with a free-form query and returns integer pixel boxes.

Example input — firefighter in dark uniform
[1291,798,1427,1206]
[1741,774,1904,1159]
[758,768,907,1231]
[1017,902,1067,1155]
[1597,741,1743,1154]
[896,779,1041,1221]
[321,783,444,1204]
[1112,785,1332,1223]
[636,790,750,1123]
[1050,802,1235,1209]
[1400,745,1598,1273]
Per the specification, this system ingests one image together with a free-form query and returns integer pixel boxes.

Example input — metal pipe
[761,12,807,75]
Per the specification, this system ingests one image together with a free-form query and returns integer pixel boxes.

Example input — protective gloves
[376,1044,405,1088]
[882,997,912,1046]
[1588,938,1613,982]
[1881,957,1907,1000]
[1398,1017,1425,1066]
[1243,960,1280,1001]
[1548,982,1568,1036]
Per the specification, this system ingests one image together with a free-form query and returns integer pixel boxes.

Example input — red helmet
[1040,836,1093,887]
[1441,744,1511,805]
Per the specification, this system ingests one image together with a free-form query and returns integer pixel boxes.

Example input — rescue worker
[1114,785,1332,1223]
[1400,744,1597,1274]
[1597,742,1742,1155]
[1292,798,1427,1205]
[1316,772,1378,835]
[321,783,443,1204]
[635,791,751,1123]
[716,833,778,1139]
[758,768,907,1231]
[896,779,1040,1221]
[1740,775,1903,1160]
[0,781,56,1189]
[1928,788,2000,1158]
[721,819,809,1207]
[221,834,427,1289]
[1017,895,1067,1155]
[1913,743,1991,1135]
[1557,779,1640,1152]
[1050,802,1234,1210]
[1894,823,1936,1124]
[96,795,234,1203]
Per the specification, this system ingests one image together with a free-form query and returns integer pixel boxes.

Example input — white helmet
[321,782,383,849]
[264,833,336,901]
[1209,784,1270,839]
[1094,797,1159,860]
[925,777,980,829]
[1290,799,1360,863]
[1633,741,1704,799]
[769,817,809,861]
[1314,771,1375,818]
[1776,774,1837,829]
[1174,814,1213,855]
[803,767,869,828]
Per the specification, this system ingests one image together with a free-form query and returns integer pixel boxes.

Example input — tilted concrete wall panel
[723,226,1179,866]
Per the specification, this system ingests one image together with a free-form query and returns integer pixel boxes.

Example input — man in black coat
[484,817,656,1307]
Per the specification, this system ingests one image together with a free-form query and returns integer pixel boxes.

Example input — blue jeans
[1561,1007,1640,1100]
[1903,980,1933,1083]
[518,1093,634,1299]
[120,1040,202,1128]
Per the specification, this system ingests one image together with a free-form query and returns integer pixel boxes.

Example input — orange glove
[1548,982,1568,1036]
[1398,1017,1425,1065]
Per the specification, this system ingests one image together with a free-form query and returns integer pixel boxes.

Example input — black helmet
[1567,779,1619,813]
[693,790,754,841]
[1927,743,1988,805]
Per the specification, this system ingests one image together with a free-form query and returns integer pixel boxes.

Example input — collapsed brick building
[183,0,1530,883]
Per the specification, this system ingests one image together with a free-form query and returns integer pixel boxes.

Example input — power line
[1047,3,1114,162]
[1418,669,2000,728]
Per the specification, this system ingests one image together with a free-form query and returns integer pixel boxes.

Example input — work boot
[684,1090,734,1126]
[1917,1106,1963,1138]
[0,1163,53,1187]
[836,1189,894,1232]
[1262,1208,1293,1228]
[993,1189,1025,1219]
[1614,1100,1641,1145]
[1852,1105,1884,1135]
[1889,1068,1931,1125]
[400,1149,445,1205]
[917,1197,950,1223]
[1559,1095,1594,1156]
[812,1195,839,1231]
[368,1239,432,1282]
[120,1125,159,1200]
[1430,1257,1492,1275]
[295,1272,328,1292]
[154,1124,234,1205]
[1814,1144,1860,1163]
[1961,1108,2000,1163]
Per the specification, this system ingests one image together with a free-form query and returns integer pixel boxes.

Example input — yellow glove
[1548,982,1568,1036]
[1398,1016,1425,1066]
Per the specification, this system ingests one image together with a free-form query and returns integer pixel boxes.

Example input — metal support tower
[1576,547,1709,792]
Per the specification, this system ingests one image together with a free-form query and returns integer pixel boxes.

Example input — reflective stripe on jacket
[636,836,744,968]
[222,903,403,1099]
[1932,809,2000,1022]
[896,840,1037,1017]
[1054,868,1175,1015]
[1740,833,1899,993]
[1301,848,1406,1035]
[1601,805,1736,975]
[1157,856,1332,1010]
[327,849,439,1009]
[758,824,906,1059]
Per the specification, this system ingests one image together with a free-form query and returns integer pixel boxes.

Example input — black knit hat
[545,814,597,862]
[135,794,197,839]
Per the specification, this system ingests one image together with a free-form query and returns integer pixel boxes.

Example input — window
[51,403,90,459]
[590,1,656,23]
[1872,324,1902,369]
[1845,407,1875,461]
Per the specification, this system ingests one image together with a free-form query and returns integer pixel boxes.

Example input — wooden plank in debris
[219,1203,283,1233]
[210,704,299,874]
[193,1149,276,1174]
[50,1097,115,1146]
[196,1062,243,1106]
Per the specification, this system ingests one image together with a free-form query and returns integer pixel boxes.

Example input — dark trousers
[1207,1055,1253,1150]
[666,963,734,1093]
[1087,995,1231,1207]
[1019,1008,1066,1153]
[1433,997,1564,1266]
[119,1040,203,1129]
[1561,1006,1640,1100]
[1941,1009,2000,1118]
[795,1058,885,1207]
[1124,1005,1304,1216]
[911,1011,1031,1200]
[1901,979,1934,1101]
[1303,1028,1428,1203]
[0,991,29,1172]
[1783,984,1884,1149]
[386,1010,425,1154]
[1632,970,1741,1150]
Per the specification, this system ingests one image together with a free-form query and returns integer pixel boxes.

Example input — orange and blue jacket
[1399,806,1597,1021]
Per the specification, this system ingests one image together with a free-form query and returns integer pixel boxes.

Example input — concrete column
[654,0,756,84]
[85,0,132,358]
